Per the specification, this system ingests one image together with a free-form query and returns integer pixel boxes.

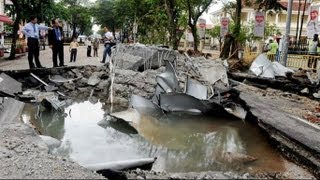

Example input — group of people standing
[264,33,320,68]
[85,38,100,57]
[22,15,116,69]
[22,16,65,68]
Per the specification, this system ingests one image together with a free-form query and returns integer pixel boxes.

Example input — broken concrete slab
[228,72,318,99]
[235,84,320,178]
[0,97,25,124]
[0,73,22,97]
[49,75,82,84]
[112,44,177,71]
[185,77,208,100]
[108,108,141,124]
[249,54,294,79]
[97,114,138,135]
[112,53,144,70]
[198,61,229,86]
[87,74,101,86]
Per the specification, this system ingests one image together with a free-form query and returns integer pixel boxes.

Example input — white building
[210,0,311,38]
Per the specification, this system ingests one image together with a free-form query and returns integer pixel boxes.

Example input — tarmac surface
[0,45,104,71]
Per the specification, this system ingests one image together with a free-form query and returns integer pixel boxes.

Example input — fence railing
[244,51,320,71]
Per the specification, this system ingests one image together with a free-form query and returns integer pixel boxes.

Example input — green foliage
[59,0,93,36]
[207,26,220,39]
[228,22,248,46]
[181,0,214,51]
[264,21,281,38]
[5,0,55,23]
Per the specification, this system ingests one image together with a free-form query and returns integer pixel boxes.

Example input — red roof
[242,0,310,12]
[0,15,13,24]
[279,0,310,11]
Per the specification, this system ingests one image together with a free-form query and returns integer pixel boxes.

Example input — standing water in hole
[21,101,293,174]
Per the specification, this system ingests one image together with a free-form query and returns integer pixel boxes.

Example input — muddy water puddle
[21,101,300,174]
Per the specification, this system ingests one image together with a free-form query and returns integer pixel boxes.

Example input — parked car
[77,35,87,43]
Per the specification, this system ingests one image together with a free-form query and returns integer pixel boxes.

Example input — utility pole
[280,0,293,66]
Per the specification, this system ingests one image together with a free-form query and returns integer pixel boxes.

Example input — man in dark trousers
[48,18,64,67]
[22,15,51,69]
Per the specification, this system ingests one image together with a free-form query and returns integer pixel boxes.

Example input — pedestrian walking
[22,15,51,69]
[93,38,99,57]
[69,37,79,62]
[85,38,92,57]
[48,18,64,67]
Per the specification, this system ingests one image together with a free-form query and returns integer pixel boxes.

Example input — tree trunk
[164,0,178,50]
[171,18,178,50]
[230,0,242,59]
[298,0,307,47]
[8,1,22,60]
[189,23,198,52]
[219,33,234,59]
[72,24,77,38]
[186,1,198,52]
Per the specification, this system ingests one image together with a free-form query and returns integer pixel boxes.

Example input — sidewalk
[0,45,105,71]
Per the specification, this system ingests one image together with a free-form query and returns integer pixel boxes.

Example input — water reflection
[132,113,250,172]
[21,101,286,173]
[21,104,65,140]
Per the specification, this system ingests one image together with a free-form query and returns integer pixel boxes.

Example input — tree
[92,0,167,45]
[182,0,213,52]
[164,0,179,49]
[219,0,286,59]
[163,0,188,49]
[219,0,241,59]
[60,0,92,38]
[92,0,119,34]
[6,0,55,60]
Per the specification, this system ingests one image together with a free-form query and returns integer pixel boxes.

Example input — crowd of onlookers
[15,13,120,69]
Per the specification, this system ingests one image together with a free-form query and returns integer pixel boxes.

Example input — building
[210,0,311,38]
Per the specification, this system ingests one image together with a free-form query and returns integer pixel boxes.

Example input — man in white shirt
[85,38,92,57]
[22,15,51,69]
[101,27,115,64]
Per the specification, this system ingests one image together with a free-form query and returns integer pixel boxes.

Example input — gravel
[0,121,105,179]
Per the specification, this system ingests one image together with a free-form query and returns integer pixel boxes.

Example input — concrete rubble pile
[103,44,246,127]
[228,53,320,102]
[108,44,246,117]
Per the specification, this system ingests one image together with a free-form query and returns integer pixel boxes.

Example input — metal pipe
[30,72,49,86]
[30,73,66,97]
[280,0,294,66]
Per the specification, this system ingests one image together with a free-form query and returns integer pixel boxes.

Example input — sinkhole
[20,100,299,174]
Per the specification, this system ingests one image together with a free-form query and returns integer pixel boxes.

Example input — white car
[77,35,87,43]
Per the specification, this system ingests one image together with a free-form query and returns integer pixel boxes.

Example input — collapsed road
[0,44,318,179]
